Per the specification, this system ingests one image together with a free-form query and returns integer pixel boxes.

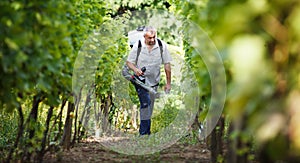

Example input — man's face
[144,31,156,45]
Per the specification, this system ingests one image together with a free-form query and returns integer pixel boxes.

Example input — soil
[44,137,211,163]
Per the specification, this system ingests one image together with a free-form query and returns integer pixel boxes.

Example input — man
[126,26,172,135]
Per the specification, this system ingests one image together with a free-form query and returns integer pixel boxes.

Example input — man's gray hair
[143,26,157,36]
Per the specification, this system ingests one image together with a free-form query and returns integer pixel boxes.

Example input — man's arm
[126,61,143,76]
[164,63,171,93]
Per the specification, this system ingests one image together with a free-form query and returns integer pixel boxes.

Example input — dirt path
[44,137,211,162]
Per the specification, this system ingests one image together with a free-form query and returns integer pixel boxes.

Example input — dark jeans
[134,84,152,135]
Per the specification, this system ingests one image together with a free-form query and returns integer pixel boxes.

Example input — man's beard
[149,40,155,45]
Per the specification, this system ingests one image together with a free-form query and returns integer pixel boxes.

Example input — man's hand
[134,68,144,76]
[127,61,143,76]
[164,83,171,93]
